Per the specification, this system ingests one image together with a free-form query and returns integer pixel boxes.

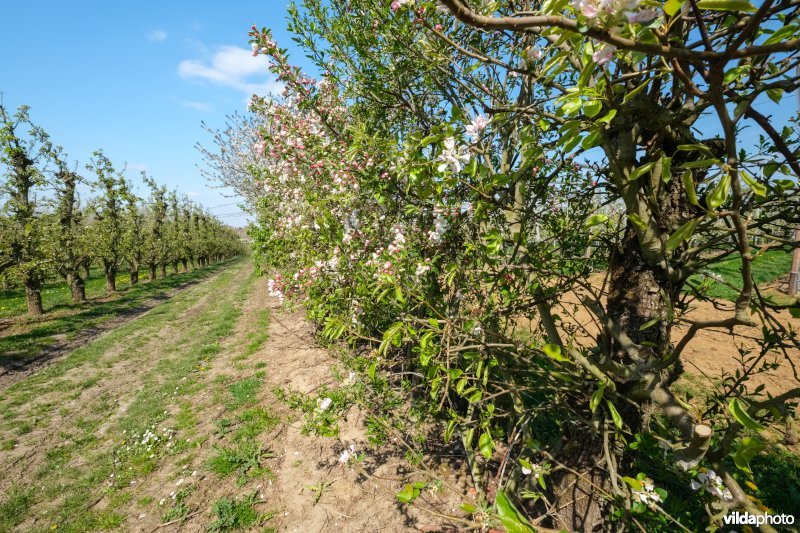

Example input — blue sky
[0,1,314,227]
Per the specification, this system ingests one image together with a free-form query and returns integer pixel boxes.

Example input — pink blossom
[526,46,543,61]
[465,115,489,137]
[592,44,616,65]
[626,8,659,23]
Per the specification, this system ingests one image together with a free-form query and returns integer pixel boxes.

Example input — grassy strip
[0,259,237,362]
[687,249,793,301]
[0,267,150,319]
[0,260,254,531]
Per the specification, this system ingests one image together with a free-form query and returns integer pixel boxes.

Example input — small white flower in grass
[339,444,356,465]
[521,465,532,476]
[318,397,333,411]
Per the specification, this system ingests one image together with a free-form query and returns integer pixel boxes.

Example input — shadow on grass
[0,259,238,374]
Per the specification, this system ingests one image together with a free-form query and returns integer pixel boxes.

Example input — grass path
[0,259,258,531]
[0,259,463,532]
[0,261,235,368]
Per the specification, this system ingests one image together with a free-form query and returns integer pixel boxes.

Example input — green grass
[208,441,273,486]
[0,267,144,319]
[226,375,265,410]
[751,449,800,517]
[234,407,280,441]
[0,259,253,531]
[687,249,793,301]
[0,261,232,362]
[0,485,33,531]
[208,492,273,532]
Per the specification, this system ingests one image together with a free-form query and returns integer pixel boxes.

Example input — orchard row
[1,103,245,316]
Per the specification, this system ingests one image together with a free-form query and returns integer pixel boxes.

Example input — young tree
[142,175,167,281]
[122,181,144,285]
[87,150,127,292]
[166,190,181,275]
[48,145,89,301]
[0,103,51,315]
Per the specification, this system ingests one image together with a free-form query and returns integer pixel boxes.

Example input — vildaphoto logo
[723,511,795,527]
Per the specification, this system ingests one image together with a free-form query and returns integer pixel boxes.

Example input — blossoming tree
[206,1,800,529]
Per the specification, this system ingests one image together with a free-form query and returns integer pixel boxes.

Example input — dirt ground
[0,260,465,532]
[531,278,800,396]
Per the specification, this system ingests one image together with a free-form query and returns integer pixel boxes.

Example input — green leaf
[581,129,602,149]
[578,60,596,89]
[638,317,661,331]
[628,162,656,181]
[562,133,582,153]
[479,431,494,460]
[444,419,457,442]
[766,88,784,104]
[596,109,617,125]
[681,170,700,206]
[495,491,536,533]
[460,503,478,514]
[733,437,766,473]
[396,483,418,504]
[664,0,685,16]
[763,24,799,45]
[622,78,652,103]
[696,0,756,11]
[583,100,602,117]
[706,172,731,209]
[561,98,583,116]
[590,385,605,413]
[666,218,699,252]
[677,143,715,157]
[621,476,643,491]
[585,214,609,228]
[728,397,764,431]
[683,159,718,169]
[542,343,569,362]
[628,213,648,231]
[538,118,550,131]
[789,307,800,319]
[740,170,767,197]
[661,155,672,183]
[606,400,623,429]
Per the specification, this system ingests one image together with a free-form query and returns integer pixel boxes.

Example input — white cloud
[186,191,201,197]
[180,100,212,111]
[148,30,167,42]
[178,45,282,97]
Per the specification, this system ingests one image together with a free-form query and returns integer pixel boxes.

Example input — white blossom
[437,138,471,173]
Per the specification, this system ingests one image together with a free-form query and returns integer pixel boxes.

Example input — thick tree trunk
[83,262,91,281]
[148,263,157,281]
[160,264,167,278]
[24,281,44,316]
[104,264,117,292]
[67,272,86,302]
[551,434,612,532]
[130,268,139,285]
[172,261,179,275]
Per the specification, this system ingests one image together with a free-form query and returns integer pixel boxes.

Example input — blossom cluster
[690,469,734,501]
